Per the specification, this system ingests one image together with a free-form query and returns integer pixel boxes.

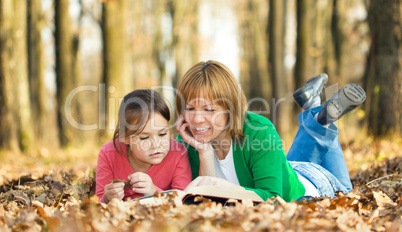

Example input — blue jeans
[287,106,352,197]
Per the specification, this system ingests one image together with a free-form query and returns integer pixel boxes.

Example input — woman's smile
[184,93,229,143]
[192,126,211,134]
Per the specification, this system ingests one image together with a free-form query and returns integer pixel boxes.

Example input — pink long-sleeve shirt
[96,138,192,202]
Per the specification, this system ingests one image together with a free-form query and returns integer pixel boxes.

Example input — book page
[185,185,264,202]
[137,190,186,206]
[136,186,264,206]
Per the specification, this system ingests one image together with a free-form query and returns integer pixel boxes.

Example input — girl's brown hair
[113,89,170,155]
[175,60,247,144]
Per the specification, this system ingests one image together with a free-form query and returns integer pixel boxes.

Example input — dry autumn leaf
[110,179,131,189]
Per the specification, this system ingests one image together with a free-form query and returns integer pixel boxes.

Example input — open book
[137,185,264,206]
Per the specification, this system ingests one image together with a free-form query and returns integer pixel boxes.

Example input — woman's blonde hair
[175,60,247,144]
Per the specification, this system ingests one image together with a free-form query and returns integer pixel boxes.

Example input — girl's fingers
[118,193,124,200]
[105,182,125,190]
[129,172,150,185]
[128,173,156,195]
[133,187,149,195]
[108,187,124,195]
[105,187,125,202]
[109,192,124,201]
[113,188,124,196]
[129,175,154,190]
[104,183,114,190]
[132,184,156,195]
[131,181,150,189]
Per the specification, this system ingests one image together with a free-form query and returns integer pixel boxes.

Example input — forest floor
[0,136,400,231]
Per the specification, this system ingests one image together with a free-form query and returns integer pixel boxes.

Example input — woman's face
[183,92,230,143]
[127,112,170,168]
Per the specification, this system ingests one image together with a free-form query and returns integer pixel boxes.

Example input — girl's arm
[96,147,119,203]
[128,172,157,196]
[170,149,193,190]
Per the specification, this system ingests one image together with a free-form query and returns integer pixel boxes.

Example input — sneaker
[316,83,366,125]
[293,73,328,110]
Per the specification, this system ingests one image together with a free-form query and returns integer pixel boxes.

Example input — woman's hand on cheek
[103,182,125,203]
[175,116,213,152]
[184,176,245,192]
[128,172,156,196]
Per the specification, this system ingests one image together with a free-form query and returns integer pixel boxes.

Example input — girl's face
[184,92,230,143]
[126,112,170,169]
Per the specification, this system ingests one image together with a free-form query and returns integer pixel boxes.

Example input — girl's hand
[128,172,157,196]
[175,116,213,152]
[184,176,245,192]
[103,182,125,203]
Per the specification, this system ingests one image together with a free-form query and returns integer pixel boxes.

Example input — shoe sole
[318,84,366,124]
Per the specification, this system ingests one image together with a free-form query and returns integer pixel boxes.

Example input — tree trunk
[101,0,131,140]
[55,0,79,147]
[294,0,315,89]
[320,0,336,83]
[330,0,342,82]
[238,0,270,115]
[330,0,348,86]
[72,1,83,140]
[238,9,252,100]
[312,0,333,77]
[153,0,167,88]
[171,0,199,88]
[268,0,291,135]
[250,0,270,106]
[14,0,34,151]
[366,0,402,136]
[28,0,47,147]
[0,0,20,151]
[0,0,34,151]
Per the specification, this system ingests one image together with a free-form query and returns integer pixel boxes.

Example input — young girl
[96,89,192,203]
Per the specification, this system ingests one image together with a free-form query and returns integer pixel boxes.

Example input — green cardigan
[176,112,305,202]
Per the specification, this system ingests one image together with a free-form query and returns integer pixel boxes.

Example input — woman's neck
[212,136,232,160]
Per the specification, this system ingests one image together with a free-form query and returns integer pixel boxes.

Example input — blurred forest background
[0,0,400,169]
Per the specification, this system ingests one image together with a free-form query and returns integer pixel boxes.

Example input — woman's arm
[176,116,216,177]
[240,121,304,201]
[243,143,284,200]
[197,150,216,176]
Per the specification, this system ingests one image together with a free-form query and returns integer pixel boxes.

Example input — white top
[297,174,320,197]
[214,141,240,185]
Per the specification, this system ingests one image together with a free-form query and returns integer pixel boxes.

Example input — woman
[175,60,366,202]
